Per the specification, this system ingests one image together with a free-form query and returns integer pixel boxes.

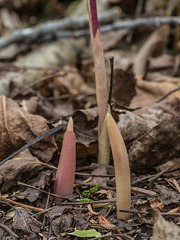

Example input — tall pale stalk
[106,113,131,220]
[86,0,110,165]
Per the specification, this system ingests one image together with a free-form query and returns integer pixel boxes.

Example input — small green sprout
[81,185,100,197]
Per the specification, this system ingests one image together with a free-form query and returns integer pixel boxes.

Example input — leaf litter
[0,0,180,239]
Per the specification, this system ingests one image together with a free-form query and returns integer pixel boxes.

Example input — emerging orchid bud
[87,0,110,165]
[106,113,131,220]
[53,117,76,202]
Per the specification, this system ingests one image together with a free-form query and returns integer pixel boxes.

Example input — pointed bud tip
[67,117,74,131]
[106,112,112,123]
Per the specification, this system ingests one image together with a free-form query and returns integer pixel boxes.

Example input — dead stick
[119,209,180,217]
[149,158,180,182]
[0,223,19,239]
[0,194,44,212]
[0,8,120,49]
[1,16,180,49]
[18,181,69,200]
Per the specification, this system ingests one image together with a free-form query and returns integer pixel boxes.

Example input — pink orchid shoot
[53,117,76,202]
[87,0,110,165]
[106,113,131,220]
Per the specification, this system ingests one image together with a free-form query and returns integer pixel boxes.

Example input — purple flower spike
[90,0,99,37]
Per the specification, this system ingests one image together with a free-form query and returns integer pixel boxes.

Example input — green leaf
[78,198,93,202]
[69,229,102,238]
[90,185,100,192]
[136,200,148,205]
[81,190,89,197]
[81,185,100,197]
[107,204,115,210]
[156,168,160,173]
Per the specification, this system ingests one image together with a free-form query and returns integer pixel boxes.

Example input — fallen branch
[0,7,120,49]
[1,15,180,49]
[0,194,44,212]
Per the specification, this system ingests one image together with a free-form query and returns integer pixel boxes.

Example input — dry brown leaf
[133,97,180,127]
[105,50,132,71]
[152,210,180,240]
[0,95,57,162]
[89,165,108,187]
[150,199,165,211]
[13,207,41,236]
[38,233,47,240]
[74,98,180,169]
[92,202,110,208]
[102,29,128,51]
[155,184,180,205]
[146,72,180,83]
[52,66,94,96]
[167,207,180,213]
[130,78,180,107]
[112,68,136,106]
[94,189,113,198]
[87,204,100,215]
[16,169,53,203]
[129,115,180,170]
[116,98,180,144]
[149,54,175,72]
[0,149,45,193]
[133,25,170,79]
[73,108,98,158]
[98,215,116,229]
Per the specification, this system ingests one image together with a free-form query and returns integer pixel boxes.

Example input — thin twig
[104,203,115,218]
[131,186,156,196]
[0,123,66,166]
[0,194,44,212]
[132,174,156,185]
[18,181,70,200]
[119,209,180,217]
[76,181,158,196]
[0,223,19,239]
[156,86,180,103]
[75,172,115,177]
[55,199,116,206]
[149,158,180,182]
[132,158,180,184]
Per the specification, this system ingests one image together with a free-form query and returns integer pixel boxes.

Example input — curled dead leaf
[0,149,45,193]
[0,96,57,163]
[167,207,180,213]
[150,199,165,211]
[87,204,100,215]
[98,215,116,229]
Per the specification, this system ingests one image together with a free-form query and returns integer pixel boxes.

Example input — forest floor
[0,0,180,239]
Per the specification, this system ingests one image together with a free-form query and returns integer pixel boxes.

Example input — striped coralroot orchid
[53,117,76,202]
[86,0,110,165]
[106,113,131,220]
